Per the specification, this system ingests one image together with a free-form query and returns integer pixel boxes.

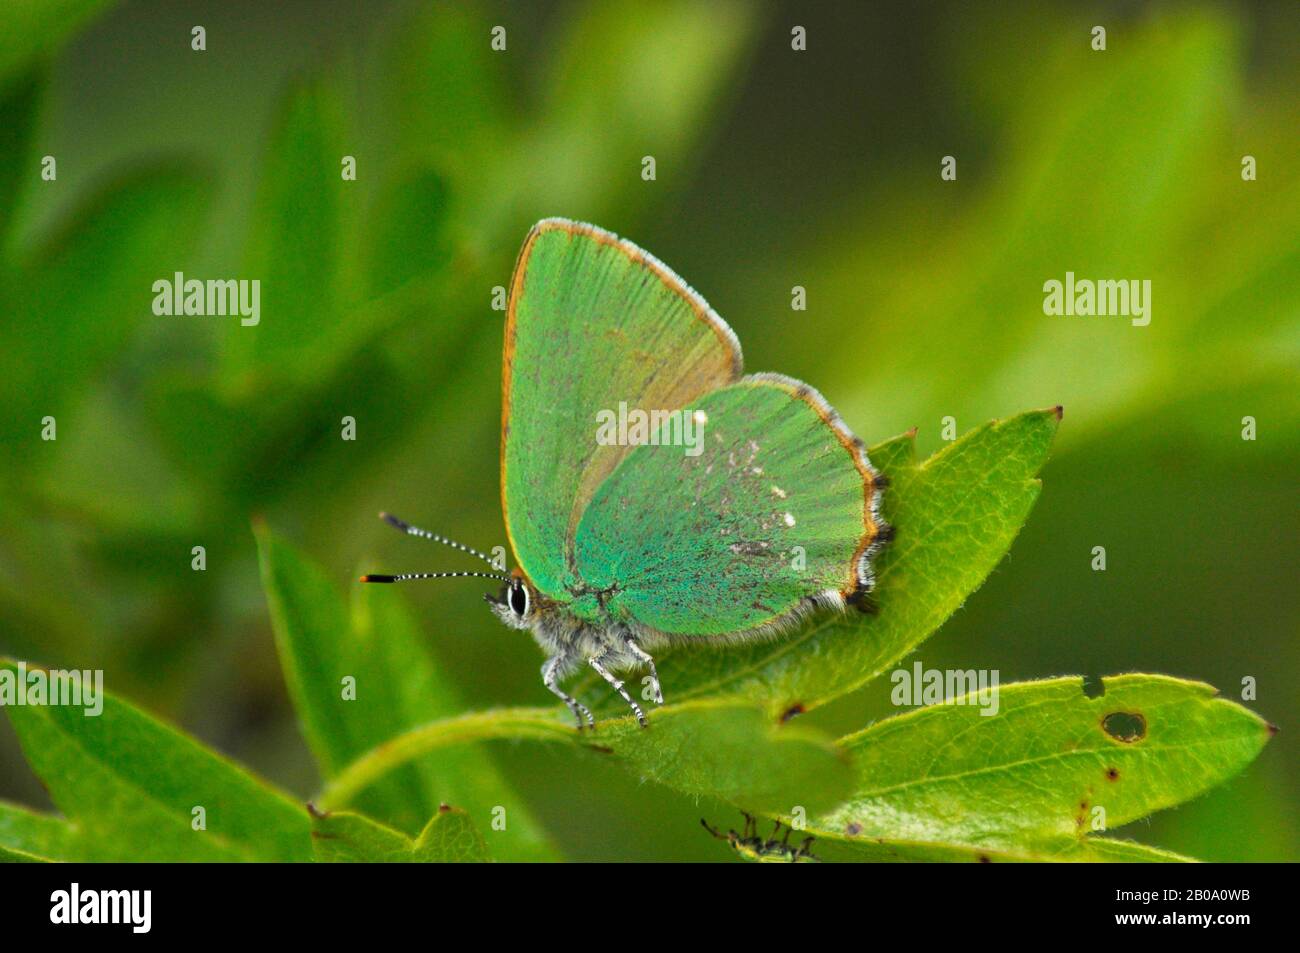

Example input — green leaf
[255,525,558,859]
[806,12,1297,456]
[311,806,488,863]
[0,165,212,464]
[509,0,761,222]
[1,658,311,861]
[603,408,1060,717]
[367,4,508,179]
[320,699,854,817]
[0,0,116,89]
[0,70,42,240]
[222,75,355,388]
[365,166,452,298]
[809,833,1195,864]
[0,844,46,862]
[1063,840,1196,863]
[587,700,854,814]
[407,806,490,863]
[0,800,78,862]
[809,674,1273,861]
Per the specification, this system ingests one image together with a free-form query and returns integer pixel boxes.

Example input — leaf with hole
[807,674,1273,861]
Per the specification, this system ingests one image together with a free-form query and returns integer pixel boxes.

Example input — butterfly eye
[508,580,529,617]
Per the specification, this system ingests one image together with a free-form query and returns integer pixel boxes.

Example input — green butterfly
[364,219,890,727]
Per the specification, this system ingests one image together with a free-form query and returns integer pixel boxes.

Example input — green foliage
[0,406,1274,862]
[811,674,1271,862]
[224,74,354,387]
[0,0,116,88]
[1,658,309,861]
[0,800,78,862]
[299,411,1265,861]
[0,164,212,462]
[254,526,557,859]
[312,807,488,863]
[318,700,854,817]
[0,2,1290,862]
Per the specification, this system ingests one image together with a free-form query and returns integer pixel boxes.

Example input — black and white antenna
[359,513,509,584]
[361,571,510,584]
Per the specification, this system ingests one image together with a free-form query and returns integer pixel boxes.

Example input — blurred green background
[0,0,1296,861]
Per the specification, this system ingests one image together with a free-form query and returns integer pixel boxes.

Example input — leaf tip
[1053,404,1064,421]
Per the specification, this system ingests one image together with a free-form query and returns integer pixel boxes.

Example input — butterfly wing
[573,373,885,637]
[502,219,742,597]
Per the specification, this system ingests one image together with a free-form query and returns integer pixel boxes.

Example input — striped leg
[624,636,663,705]
[543,657,593,729]
[588,653,647,727]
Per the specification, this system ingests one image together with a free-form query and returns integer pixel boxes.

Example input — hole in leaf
[1082,674,1105,698]
[1102,711,1146,743]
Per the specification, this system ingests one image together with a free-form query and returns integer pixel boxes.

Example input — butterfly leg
[588,653,647,727]
[542,656,593,729]
[623,636,663,705]
[700,819,727,840]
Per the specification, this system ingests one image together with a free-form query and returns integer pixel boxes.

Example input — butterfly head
[360,513,534,622]
[485,573,537,631]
